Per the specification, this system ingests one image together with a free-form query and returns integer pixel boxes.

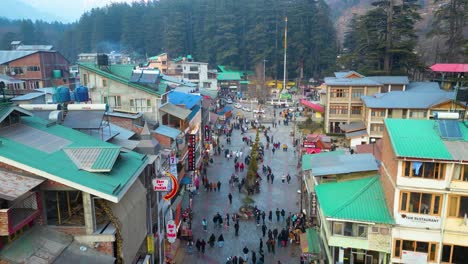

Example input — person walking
[228,193,233,204]
[270,238,276,254]
[201,239,206,254]
[252,251,257,264]
[281,209,286,221]
[286,174,291,184]
[202,218,207,232]
[261,223,267,237]
[272,147,275,155]
[218,234,225,248]
[271,174,274,184]
[259,238,264,253]
[276,208,280,222]
[266,238,272,253]
[195,239,201,253]
[273,228,278,240]
[217,181,221,191]
[243,246,249,261]
[268,229,273,239]
[234,221,239,236]
[261,211,266,224]
[268,210,272,222]
[256,212,261,226]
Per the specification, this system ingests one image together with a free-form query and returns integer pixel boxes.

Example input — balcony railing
[0,192,41,236]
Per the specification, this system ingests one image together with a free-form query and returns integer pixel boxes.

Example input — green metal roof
[63,147,121,172]
[315,176,394,224]
[0,116,148,202]
[78,62,164,96]
[384,118,459,160]
[302,151,345,171]
[240,81,250,84]
[217,72,242,81]
[305,228,321,255]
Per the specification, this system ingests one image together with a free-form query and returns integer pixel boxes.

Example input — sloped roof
[218,72,242,81]
[64,147,121,172]
[302,151,345,171]
[306,153,378,176]
[0,103,33,122]
[339,122,366,132]
[0,74,24,84]
[16,45,53,51]
[324,77,381,86]
[154,125,182,139]
[300,99,324,113]
[169,91,202,109]
[162,75,197,87]
[78,63,166,96]
[430,63,468,73]
[385,118,468,161]
[367,76,409,85]
[334,71,364,78]
[159,103,191,120]
[0,115,148,203]
[315,176,393,224]
[11,92,45,101]
[0,50,36,64]
[361,83,454,109]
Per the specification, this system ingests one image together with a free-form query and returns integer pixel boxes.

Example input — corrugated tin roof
[345,130,368,139]
[300,99,324,112]
[61,110,105,129]
[315,176,394,224]
[334,71,364,78]
[367,76,409,85]
[361,85,454,109]
[430,63,468,73]
[0,170,44,200]
[16,45,53,51]
[301,151,345,171]
[63,147,121,172]
[339,122,366,132]
[169,91,202,109]
[384,119,457,160]
[0,103,33,123]
[0,74,24,84]
[324,77,381,86]
[0,50,36,64]
[308,153,378,176]
[217,72,242,81]
[11,92,45,101]
[0,115,148,202]
[159,103,191,120]
[154,124,182,139]
[162,75,197,87]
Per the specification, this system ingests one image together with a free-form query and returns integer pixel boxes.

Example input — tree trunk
[384,0,394,74]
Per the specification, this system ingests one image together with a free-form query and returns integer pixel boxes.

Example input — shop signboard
[401,251,427,264]
[303,141,316,148]
[152,178,170,192]
[188,134,196,171]
[166,220,177,243]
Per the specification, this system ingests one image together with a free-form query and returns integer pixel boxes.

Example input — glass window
[416,241,429,253]
[409,193,421,213]
[459,197,468,218]
[357,225,367,238]
[394,240,401,257]
[344,222,353,236]
[333,222,343,235]
[102,79,107,87]
[449,196,459,217]
[401,192,408,211]
[452,245,468,263]
[442,245,452,262]
[403,240,415,251]
[421,193,432,214]
[433,196,441,215]
[429,243,437,261]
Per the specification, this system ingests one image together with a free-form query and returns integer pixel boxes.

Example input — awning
[154,124,182,139]
[430,63,468,73]
[300,99,324,113]
[0,170,44,200]
[180,176,192,185]
[300,228,322,258]
[159,103,191,120]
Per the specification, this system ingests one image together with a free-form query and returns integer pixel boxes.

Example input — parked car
[234,103,242,109]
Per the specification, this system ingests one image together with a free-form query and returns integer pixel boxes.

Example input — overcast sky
[22,0,141,22]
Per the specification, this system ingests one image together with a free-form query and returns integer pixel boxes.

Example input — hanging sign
[166,220,177,243]
[188,134,196,171]
[152,178,170,192]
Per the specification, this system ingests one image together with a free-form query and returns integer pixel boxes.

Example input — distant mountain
[0,0,64,22]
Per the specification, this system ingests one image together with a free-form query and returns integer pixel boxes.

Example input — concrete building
[361,82,465,140]
[0,104,152,263]
[315,176,394,264]
[324,71,408,134]
[380,118,468,263]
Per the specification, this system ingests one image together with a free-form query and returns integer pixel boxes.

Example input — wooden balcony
[0,192,41,236]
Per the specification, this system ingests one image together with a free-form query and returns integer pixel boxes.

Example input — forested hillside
[0,0,337,79]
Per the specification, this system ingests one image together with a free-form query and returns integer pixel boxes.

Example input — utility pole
[282,16,288,98]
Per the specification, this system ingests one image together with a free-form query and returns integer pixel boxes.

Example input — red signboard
[303,141,316,148]
[188,134,196,171]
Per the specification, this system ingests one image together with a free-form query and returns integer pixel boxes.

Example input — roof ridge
[329,177,378,217]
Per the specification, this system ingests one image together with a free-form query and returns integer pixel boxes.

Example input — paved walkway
[174,106,302,263]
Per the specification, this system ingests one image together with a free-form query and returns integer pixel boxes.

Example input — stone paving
[175,106,302,264]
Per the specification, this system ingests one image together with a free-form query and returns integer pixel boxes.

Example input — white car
[226,98,233,104]
[234,103,242,109]
[242,107,251,112]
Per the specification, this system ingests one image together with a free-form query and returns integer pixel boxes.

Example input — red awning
[300,99,324,113]
[430,64,468,73]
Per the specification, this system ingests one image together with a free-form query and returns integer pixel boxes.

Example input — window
[351,105,362,115]
[387,109,393,118]
[332,221,368,238]
[448,195,468,218]
[83,73,88,86]
[400,191,442,215]
[45,191,84,226]
[329,105,348,115]
[454,164,468,182]
[130,98,152,112]
[27,66,40,71]
[11,66,24,75]
[409,110,427,119]
[203,82,211,88]
[351,88,364,99]
[331,89,347,98]
[371,109,386,117]
[103,96,121,109]
[189,66,198,72]
[402,161,446,179]
[370,124,384,132]
[188,73,199,80]
[102,79,107,87]
[442,244,468,263]
[161,60,167,65]
[393,239,438,261]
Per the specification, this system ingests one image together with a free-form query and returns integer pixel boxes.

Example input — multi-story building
[324,71,408,134]
[78,62,170,123]
[315,176,394,264]
[361,82,465,140]
[380,118,468,263]
[0,43,70,91]
[147,53,170,74]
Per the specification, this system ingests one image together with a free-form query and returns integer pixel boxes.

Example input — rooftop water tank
[74,86,89,102]
[54,86,71,103]
[52,69,62,79]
